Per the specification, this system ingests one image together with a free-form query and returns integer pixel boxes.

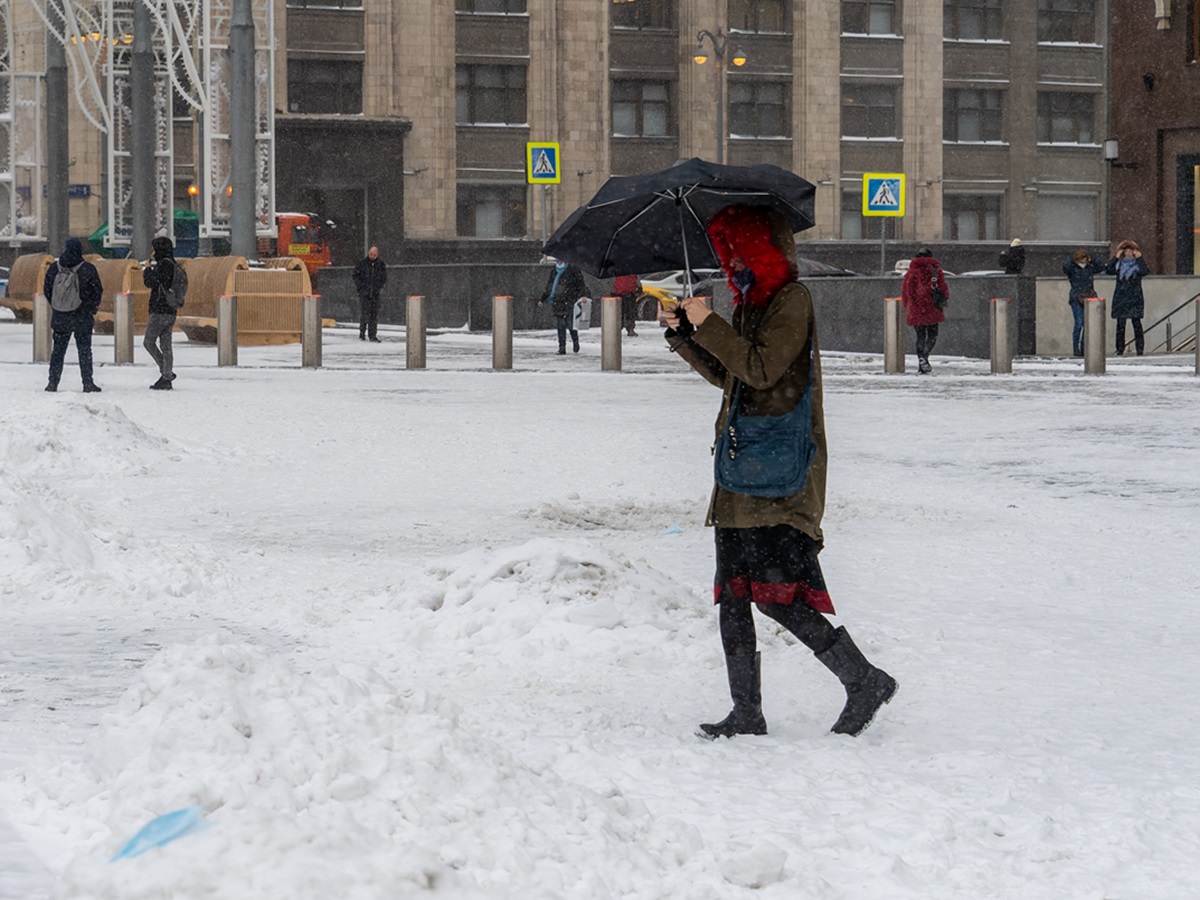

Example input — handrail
[1140,291,1199,354]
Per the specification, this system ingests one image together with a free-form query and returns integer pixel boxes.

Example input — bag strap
[724,298,815,424]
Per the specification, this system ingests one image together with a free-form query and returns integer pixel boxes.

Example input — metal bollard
[302,294,322,368]
[989,297,1013,375]
[218,295,238,367]
[33,293,51,363]
[406,295,426,370]
[492,295,513,370]
[114,292,135,364]
[601,295,622,372]
[883,297,905,374]
[1195,298,1200,376]
[1084,297,1106,375]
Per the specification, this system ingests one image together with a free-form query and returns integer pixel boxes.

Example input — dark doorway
[294,186,366,268]
[1176,154,1200,275]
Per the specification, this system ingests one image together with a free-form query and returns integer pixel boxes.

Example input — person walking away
[143,236,180,389]
[998,238,1026,274]
[1063,248,1106,358]
[1106,240,1149,356]
[901,248,949,375]
[613,273,640,336]
[662,203,897,739]
[538,259,587,354]
[44,237,104,393]
[353,246,387,342]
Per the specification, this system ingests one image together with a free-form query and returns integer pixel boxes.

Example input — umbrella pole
[678,201,694,298]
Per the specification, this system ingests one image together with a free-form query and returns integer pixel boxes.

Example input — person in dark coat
[44,238,103,393]
[538,260,587,354]
[1062,248,1106,357]
[612,273,640,337]
[143,236,179,390]
[901,248,949,375]
[663,204,897,740]
[998,238,1026,274]
[1105,240,1149,356]
[352,246,387,342]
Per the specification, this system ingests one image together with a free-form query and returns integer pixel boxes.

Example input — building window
[287,0,361,7]
[842,0,899,35]
[1191,0,1200,61]
[944,89,1003,142]
[612,81,673,137]
[611,0,675,29]
[728,79,788,137]
[730,0,789,33]
[457,183,526,238]
[287,59,362,114]
[1036,0,1096,43]
[943,193,1002,240]
[456,64,526,125]
[1036,193,1097,241]
[1037,92,1094,144]
[841,83,898,138]
[840,192,883,239]
[944,0,1002,40]
[456,0,525,11]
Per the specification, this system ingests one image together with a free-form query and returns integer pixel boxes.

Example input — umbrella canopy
[543,158,816,280]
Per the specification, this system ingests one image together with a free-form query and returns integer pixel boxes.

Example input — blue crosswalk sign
[527,143,561,184]
[862,173,906,216]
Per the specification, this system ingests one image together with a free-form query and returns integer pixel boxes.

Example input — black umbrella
[543,158,816,286]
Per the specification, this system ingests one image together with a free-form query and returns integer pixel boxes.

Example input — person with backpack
[901,248,949,375]
[143,236,185,390]
[44,237,104,393]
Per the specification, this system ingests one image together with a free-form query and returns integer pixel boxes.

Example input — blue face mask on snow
[731,268,755,294]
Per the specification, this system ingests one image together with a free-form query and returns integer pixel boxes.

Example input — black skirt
[714,524,835,614]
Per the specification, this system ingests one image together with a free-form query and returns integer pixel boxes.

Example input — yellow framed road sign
[862,173,906,217]
[526,142,561,184]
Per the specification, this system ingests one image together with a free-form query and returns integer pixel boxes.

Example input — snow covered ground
[2,314,1199,898]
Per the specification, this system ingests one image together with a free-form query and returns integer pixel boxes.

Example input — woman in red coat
[901,248,948,374]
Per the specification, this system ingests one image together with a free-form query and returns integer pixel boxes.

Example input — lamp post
[693,28,746,165]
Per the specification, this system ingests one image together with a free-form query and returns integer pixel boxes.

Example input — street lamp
[693,28,746,165]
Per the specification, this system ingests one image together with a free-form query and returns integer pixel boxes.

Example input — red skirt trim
[715,575,835,615]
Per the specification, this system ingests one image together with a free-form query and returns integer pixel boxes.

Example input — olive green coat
[669,282,827,545]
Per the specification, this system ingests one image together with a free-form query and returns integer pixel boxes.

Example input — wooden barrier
[175,257,321,345]
[0,254,54,321]
[91,257,151,334]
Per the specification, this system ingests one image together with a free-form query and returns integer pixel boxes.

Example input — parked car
[638,269,720,297]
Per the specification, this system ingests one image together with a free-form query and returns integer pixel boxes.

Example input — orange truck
[258,212,333,278]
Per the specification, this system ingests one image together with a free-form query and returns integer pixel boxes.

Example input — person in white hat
[999,238,1026,274]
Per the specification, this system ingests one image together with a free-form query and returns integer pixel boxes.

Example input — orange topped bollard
[1084,297,1106,375]
[884,297,905,374]
[493,295,513,370]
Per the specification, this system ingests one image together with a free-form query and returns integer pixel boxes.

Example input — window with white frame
[1036,193,1097,241]
[456,183,526,238]
[730,0,789,33]
[944,89,1003,142]
[841,83,898,138]
[842,0,899,35]
[612,80,673,137]
[1036,92,1094,144]
[943,193,1002,240]
[944,0,1002,40]
[1036,0,1096,43]
[728,79,788,137]
[456,64,526,125]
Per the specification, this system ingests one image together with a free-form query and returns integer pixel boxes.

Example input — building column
[678,0,722,162]
[794,0,842,239]
[902,0,944,242]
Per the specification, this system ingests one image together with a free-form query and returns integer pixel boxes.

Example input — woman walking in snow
[901,248,949,375]
[1062,248,1106,357]
[661,204,897,739]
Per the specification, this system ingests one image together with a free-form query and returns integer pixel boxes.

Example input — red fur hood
[706,205,797,307]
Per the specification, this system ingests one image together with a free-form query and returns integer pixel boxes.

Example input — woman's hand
[680,295,712,327]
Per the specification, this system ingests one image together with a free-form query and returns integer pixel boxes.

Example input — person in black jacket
[998,238,1026,275]
[537,260,587,354]
[143,236,179,390]
[353,246,387,342]
[44,238,103,393]
[1106,240,1150,356]
[1062,248,1106,357]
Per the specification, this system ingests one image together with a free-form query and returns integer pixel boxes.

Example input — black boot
[815,627,897,736]
[700,651,767,738]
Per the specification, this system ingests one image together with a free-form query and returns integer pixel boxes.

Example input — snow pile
[2,638,714,898]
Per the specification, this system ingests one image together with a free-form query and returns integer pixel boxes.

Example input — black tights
[718,591,837,657]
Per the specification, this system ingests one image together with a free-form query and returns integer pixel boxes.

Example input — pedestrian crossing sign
[526,142,561,184]
[862,173,906,217]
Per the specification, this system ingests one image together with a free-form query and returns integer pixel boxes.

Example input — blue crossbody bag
[713,329,817,499]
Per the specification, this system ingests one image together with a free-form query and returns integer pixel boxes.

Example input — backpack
[50,263,84,313]
[165,263,187,310]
